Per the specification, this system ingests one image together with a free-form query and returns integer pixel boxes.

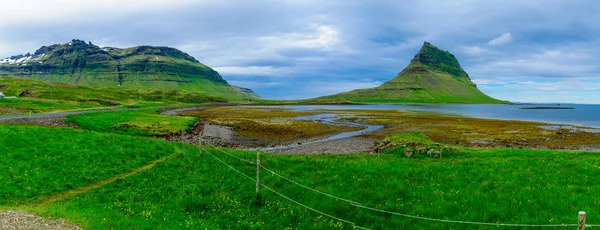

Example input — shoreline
[163,106,600,153]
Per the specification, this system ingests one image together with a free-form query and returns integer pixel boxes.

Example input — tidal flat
[180,106,600,152]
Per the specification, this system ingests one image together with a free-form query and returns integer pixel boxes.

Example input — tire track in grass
[37,148,183,205]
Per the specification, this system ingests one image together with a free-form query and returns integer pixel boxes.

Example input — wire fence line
[260,164,590,228]
[259,165,360,205]
[201,147,370,230]
[351,203,582,227]
[205,143,257,165]
[202,145,596,228]
[205,142,359,204]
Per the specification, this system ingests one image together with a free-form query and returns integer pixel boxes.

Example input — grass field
[2,124,600,229]
[65,109,199,136]
[0,125,181,206]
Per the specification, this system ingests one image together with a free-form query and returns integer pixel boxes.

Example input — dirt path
[1,150,182,229]
[0,116,79,128]
[0,210,82,230]
[38,150,180,205]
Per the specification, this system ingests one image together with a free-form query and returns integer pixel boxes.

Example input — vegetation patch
[375,132,460,158]
[65,109,198,136]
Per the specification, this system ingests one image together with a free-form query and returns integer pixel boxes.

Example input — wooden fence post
[579,211,586,230]
[256,152,260,199]
[198,135,202,155]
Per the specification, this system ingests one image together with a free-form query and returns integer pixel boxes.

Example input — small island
[520,107,575,110]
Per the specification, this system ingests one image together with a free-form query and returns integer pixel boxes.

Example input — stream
[255,113,383,152]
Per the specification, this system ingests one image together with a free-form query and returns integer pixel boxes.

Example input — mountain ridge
[315,42,506,104]
[0,39,259,100]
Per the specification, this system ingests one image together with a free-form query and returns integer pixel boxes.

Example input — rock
[418,147,428,154]
[427,149,441,158]
[404,150,413,157]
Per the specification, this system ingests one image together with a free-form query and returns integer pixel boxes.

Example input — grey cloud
[1,0,600,102]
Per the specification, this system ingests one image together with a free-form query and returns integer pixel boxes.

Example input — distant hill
[0,39,259,100]
[316,42,507,104]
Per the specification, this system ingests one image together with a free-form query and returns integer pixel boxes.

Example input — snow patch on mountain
[0,53,45,65]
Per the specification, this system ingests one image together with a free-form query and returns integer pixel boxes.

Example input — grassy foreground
[0,125,180,206]
[2,124,599,229]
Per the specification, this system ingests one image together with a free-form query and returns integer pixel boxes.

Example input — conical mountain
[316,42,505,103]
[0,39,259,100]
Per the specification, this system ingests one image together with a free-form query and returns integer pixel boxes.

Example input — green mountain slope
[0,39,258,100]
[316,42,506,104]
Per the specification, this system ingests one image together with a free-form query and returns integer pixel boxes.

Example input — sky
[1,0,600,103]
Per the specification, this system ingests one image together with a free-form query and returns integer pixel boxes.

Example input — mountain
[315,42,506,104]
[0,39,259,100]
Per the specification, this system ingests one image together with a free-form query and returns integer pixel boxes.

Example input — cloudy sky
[1,0,599,103]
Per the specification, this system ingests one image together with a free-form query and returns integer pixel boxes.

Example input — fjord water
[277,104,600,128]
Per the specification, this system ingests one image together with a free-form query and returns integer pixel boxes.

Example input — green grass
[0,125,180,206]
[12,143,599,229]
[3,124,600,229]
[386,132,436,144]
[65,109,199,136]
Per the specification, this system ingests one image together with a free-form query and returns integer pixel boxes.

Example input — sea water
[273,104,600,128]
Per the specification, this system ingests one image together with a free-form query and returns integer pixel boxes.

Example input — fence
[203,143,596,229]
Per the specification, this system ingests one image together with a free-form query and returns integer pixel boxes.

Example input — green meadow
[2,123,599,229]
[0,125,179,206]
